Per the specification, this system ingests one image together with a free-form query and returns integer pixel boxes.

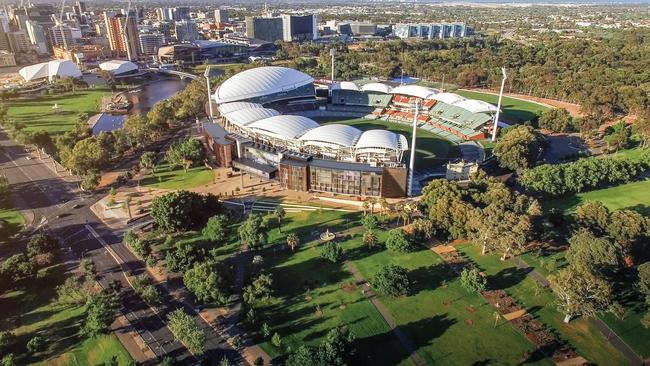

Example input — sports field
[455,90,549,124]
[313,117,460,171]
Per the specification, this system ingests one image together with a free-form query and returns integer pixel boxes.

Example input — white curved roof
[246,115,319,140]
[432,92,466,105]
[19,60,81,81]
[224,107,279,127]
[331,81,359,91]
[214,66,314,103]
[217,102,263,115]
[99,60,138,75]
[453,99,498,114]
[361,82,392,94]
[391,85,438,99]
[299,124,362,148]
[355,130,408,151]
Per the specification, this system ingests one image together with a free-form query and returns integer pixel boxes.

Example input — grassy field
[0,264,132,365]
[544,179,650,214]
[140,163,215,190]
[6,89,111,135]
[342,233,549,366]
[457,244,629,366]
[313,117,460,170]
[0,198,24,247]
[455,90,549,125]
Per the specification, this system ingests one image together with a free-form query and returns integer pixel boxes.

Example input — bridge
[146,68,200,81]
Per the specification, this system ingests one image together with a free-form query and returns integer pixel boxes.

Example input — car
[72,204,83,209]
[25,156,32,160]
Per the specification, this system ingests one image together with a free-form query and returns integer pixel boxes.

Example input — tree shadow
[409,262,457,295]
[487,266,531,291]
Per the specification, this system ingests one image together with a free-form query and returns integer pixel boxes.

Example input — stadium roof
[246,115,319,140]
[299,124,362,148]
[214,66,314,103]
[432,92,466,105]
[390,85,438,99]
[19,60,82,81]
[355,129,408,151]
[217,102,263,115]
[453,99,499,114]
[361,82,392,94]
[331,81,359,91]
[99,60,138,75]
[223,107,280,127]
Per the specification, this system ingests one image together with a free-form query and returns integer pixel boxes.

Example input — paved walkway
[344,261,427,366]
[512,256,646,366]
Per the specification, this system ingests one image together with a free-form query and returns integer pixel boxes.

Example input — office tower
[25,20,48,54]
[139,32,165,56]
[48,24,74,48]
[245,16,283,42]
[214,8,229,24]
[173,7,190,21]
[103,11,140,59]
[282,14,318,42]
[72,1,86,16]
[156,8,173,22]
[8,30,31,52]
[0,26,11,52]
[174,20,198,42]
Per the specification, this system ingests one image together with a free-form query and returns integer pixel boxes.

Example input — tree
[0,176,8,199]
[238,213,268,250]
[493,125,545,171]
[635,110,650,148]
[286,233,299,251]
[26,234,58,258]
[549,265,612,323]
[385,228,415,253]
[83,290,120,337]
[372,264,411,297]
[166,139,204,171]
[56,275,93,305]
[80,258,97,279]
[274,206,285,233]
[460,267,487,293]
[62,136,110,174]
[147,101,176,131]
[361,214,379,231]
[566,228,622,275]
[167,309,206,355]
[202,215,229,244]
[271,332,282,348]
[539,108,572,133]
[637,262,650,304]
[123,231,151,259]
[0,331,15,356]
[317,326,356,366]
[26,335,44,353]
[607,210,647,249]
[151,190,221,232]
[243,273,273,305]
[140,151,158,175]
[0,253,35,282]
[411,218,434,243]
[363,230,378,248]
[320,243,343,263]
[81,169,101,191]
[123,114,151,147]
[131,275,161,306]
[575,201,610,234]
[184,261,230,306]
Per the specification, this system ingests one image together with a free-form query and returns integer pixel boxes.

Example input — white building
[19,60,82,81]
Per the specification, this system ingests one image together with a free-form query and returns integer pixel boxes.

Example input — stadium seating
[331,90,393,108]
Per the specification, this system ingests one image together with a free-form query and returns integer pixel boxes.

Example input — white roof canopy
[223,107,280,127]
[390,85,438,99]
[432,92,466,105]
[19,60,82,82]
[217,102,263,115]
[214,66,314,103]
[246,115,319,140]
[361,82,392,94]
[99,60,138,75]
[299,124,362,148]
[355,129,408,151]
[453,99,499,114]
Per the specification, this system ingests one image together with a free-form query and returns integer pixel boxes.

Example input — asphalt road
[0,130,247,366]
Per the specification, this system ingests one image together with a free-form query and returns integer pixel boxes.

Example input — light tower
[407,100,419,197]
[491,67,507,142]
[329,48,336,82]
[122,0,132,61]
[204,66,214,121]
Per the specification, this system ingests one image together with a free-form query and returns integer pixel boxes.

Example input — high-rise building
[393,23,472,39]
[174,20,198,42]
[103,11,140,59]
[214,8,229,24]
[0,26,11,52]
[156,8,173,22]
[48,24,75,49]
[8,30,31,52]
[173,7,190,21]
[72,1,87,16]
[25,20,48,54]
[139,32,165,56]
[0,52,16,67]
[281,14,318,42]
[245,16,283,43]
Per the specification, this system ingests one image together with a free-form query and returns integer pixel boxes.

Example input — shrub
[372,264,410,297]
[320,243,343,263]
[385,229,415,253]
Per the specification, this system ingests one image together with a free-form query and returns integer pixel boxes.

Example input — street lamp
[329,48,336,82]
[491,67,507,142]
[204,66,214,122]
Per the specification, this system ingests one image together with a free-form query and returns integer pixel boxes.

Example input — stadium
[204,66,498,198]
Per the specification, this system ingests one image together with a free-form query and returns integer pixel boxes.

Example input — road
[0,129,247,366]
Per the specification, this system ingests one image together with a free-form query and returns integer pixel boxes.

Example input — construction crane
[54,0,68,51]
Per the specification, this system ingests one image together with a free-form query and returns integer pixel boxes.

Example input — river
[92,77,190,134]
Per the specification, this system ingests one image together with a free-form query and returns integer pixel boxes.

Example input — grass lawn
[600,304,650,359]
[139,163,215,190]
[455,90,549,125]
[6,89,111,135]
[0,264,132,365]
[544,179,650,214]
[343,232,549,366]
[0,198,24,247]
[313,117,460,171]
[457,243,629,366]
